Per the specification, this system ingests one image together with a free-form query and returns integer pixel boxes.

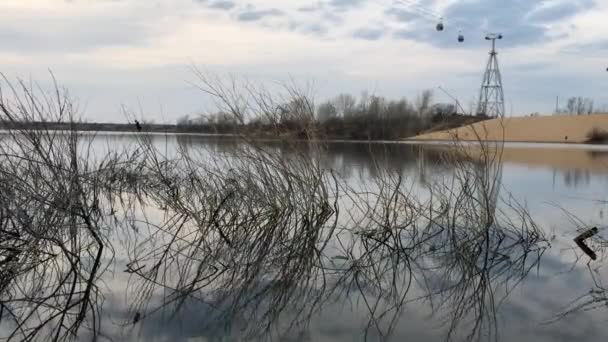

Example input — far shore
[412,114,608,144]
[4,115,608,146]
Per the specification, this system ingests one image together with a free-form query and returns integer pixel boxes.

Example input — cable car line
[390,0,475,44]
[391,0,442,20]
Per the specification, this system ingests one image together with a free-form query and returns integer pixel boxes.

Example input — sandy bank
[412,114,608,144]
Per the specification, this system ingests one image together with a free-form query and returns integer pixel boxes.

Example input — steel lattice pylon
[476,34,505,117]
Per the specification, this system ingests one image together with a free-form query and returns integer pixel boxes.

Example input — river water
[2,134,608,342]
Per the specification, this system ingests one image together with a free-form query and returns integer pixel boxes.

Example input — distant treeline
[1,92,488,140]
[0,121,179,133]
[177,92,489,140]
[553,96,608,116]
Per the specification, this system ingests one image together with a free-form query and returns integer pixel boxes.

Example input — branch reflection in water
[0,74,567,342]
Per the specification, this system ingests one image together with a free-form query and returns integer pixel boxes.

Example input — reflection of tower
[475,157,503,226]
[476,34,505,118]
[418,147,428,185]
[563,169,591,188]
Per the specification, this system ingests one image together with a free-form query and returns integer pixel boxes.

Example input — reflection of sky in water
[13,136,607,342]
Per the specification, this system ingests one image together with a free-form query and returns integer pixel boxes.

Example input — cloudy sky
[1,0,607,122]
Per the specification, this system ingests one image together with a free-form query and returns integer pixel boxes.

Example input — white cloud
[0,0,607,122]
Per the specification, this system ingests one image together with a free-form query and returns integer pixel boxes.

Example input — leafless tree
[316,101,338,122]
[559,96,595,115]
[333,93,357,118]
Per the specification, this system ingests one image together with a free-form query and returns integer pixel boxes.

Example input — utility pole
[476,33,505,118]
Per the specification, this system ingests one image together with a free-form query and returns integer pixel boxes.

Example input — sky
[1,0,607,123]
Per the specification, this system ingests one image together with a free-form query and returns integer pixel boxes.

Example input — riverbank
[411,114,608,144]
[0,112,484,141]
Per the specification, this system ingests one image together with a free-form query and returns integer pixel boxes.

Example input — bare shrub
[120,74,548,342]
[586,127,608,144]
[0,74,131,341]
[0,73,550,342]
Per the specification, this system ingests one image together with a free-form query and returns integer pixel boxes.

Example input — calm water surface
[5,134,608,342]
[106,137,608,341]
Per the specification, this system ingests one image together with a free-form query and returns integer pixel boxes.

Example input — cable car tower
[476,33,505,117]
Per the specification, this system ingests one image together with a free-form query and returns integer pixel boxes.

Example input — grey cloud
[353,27,384,40]
[237,7,284,22]
[528,0,595,23]
[284,20,328,37]
[384,6,420,22]
[561,40,608,54]
[297,5,320,13]
[390,0,594,48]
[300,23,328,35]
[321,10,344,25]
[196,0,362,35]
[208,0,235,11]
[327,0,365,11]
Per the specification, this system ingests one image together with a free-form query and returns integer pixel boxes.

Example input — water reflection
[2,135,608,342]
[563,169,592,188]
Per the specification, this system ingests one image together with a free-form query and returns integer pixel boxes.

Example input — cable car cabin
[458,33,464,43]
[436,20,444,31]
